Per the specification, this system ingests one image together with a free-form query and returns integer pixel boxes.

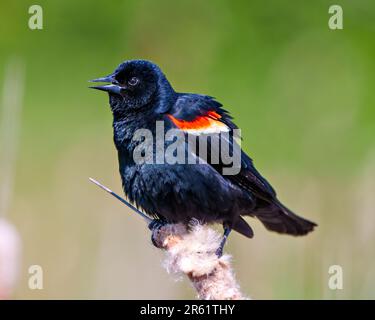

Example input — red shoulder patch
[167,111,228,134]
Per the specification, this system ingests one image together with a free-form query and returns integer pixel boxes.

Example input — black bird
[90,59,316,255]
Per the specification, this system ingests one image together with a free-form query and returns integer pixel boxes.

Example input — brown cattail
[152,221,248,300]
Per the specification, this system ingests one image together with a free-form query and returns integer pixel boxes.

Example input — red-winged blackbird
[90,60,316,255]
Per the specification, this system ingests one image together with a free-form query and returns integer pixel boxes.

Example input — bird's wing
[165,93,277,203]
[164,94,316,237]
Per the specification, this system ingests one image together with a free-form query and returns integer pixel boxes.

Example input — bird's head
[90,60,175,117]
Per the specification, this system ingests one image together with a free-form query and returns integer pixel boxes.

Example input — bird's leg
[148,219,167,248]
[216,223,232,257]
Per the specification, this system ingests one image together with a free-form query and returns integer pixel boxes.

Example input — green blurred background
[0,0,374,299]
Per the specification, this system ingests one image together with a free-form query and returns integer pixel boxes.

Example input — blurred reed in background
[0,59,24,298]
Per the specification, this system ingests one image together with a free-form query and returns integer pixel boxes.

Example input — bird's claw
[148,219,167,248]
[215,245,224,258]
[148,219,166,231]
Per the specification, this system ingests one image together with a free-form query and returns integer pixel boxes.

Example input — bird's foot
[215,225,232,257]
[148,219,167,231]
[215,237,227,257]
[148,219,167,248]
[215,246,224,258]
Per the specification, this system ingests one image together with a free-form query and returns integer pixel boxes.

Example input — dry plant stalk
[152,222,248,300]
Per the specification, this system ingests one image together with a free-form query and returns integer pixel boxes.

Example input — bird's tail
[254,201,317,236]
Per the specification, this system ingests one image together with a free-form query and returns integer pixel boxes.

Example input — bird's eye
[128,77,139,86]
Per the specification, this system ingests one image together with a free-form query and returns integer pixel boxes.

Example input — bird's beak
[89,75,123,95]
[90,75,114,83]
[89,84,122,94]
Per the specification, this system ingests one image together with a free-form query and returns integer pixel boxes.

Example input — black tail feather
[253,201,317,236]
